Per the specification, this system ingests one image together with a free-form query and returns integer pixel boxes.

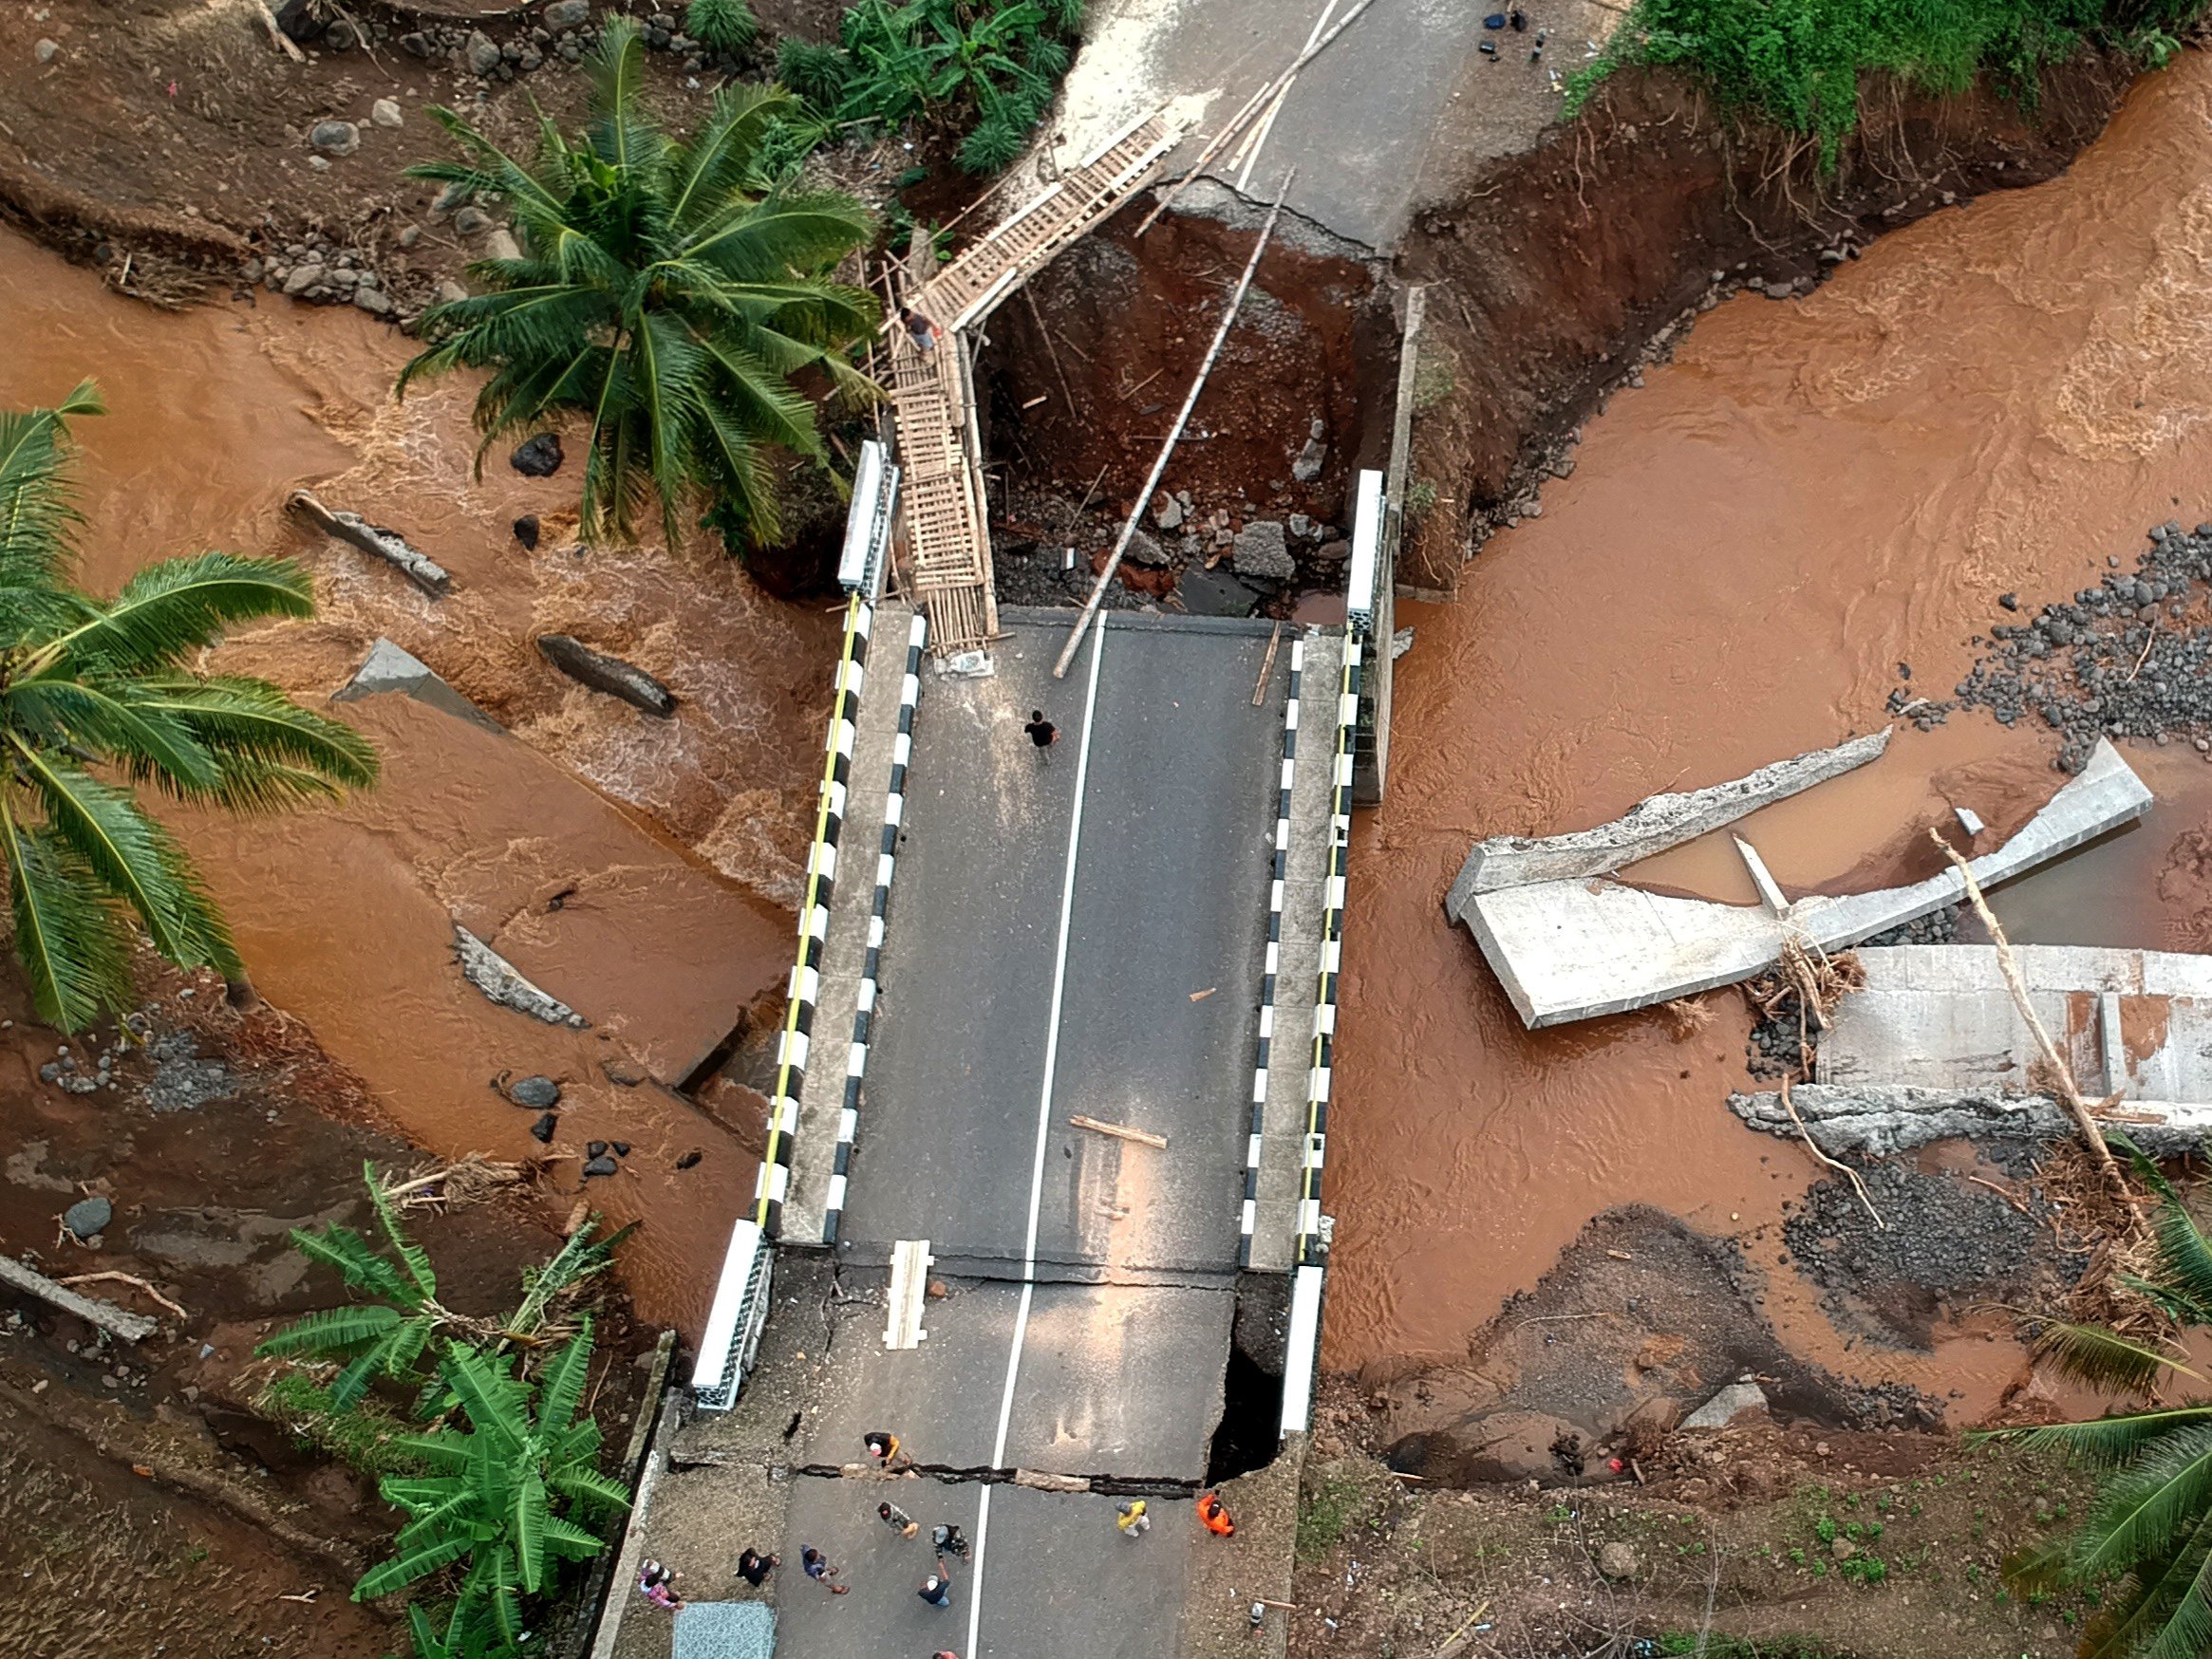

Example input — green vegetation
[256,1161,625,1410]
[685,0,759,55]
[359,1327,628,1655]
[1567,0,2205,168]
[1975,1142,2212,1658]
[788,0,1085,174]
[0,384,378,1031]
[1298,1471,1371,1560]
[399,19,877,551]
[262,1372,429,1480]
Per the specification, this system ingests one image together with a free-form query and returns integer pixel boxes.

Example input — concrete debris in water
[1960,519,2212,773]
[1451,729,1891,902]
[453,924,588,1028]
[1729,1082,2209,1159]
[1457,737,2149,1027]
[537,633,677,718]
[334,639,505,735]
[288,490,450,596]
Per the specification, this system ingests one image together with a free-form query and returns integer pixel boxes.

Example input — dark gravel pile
[1782,1162,2082,1349]
[1957,519,2212,773]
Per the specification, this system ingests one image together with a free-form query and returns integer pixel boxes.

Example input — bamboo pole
[1055,173,1293,678]
[1134,0,1372,237]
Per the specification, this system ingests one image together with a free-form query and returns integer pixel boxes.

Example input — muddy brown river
[0,233,836,1332]
[1330,54,2212,1415]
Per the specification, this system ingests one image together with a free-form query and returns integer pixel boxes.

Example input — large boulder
[511,433,564,476]
[543,0,591,27]
[464,29,501,76]
[309,121,360,158]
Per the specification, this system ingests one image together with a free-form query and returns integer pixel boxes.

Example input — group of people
[636,1426,1237,1646]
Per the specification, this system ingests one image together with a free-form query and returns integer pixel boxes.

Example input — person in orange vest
[1197,1490,1235,1538]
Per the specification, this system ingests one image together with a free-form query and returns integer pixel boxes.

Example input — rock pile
[398,7,752,83]
[252,237,396,317]
[1958,520,2212,773]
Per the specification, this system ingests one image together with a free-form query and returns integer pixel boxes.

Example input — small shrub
[778,37,851,103]
[1842,1554,1888,1586]
[1298,1474,1367,1561]
[1403,478,1439,518]
[686,0,758,54]
[1411,352,1456,415]
[1814,1514,1837,1544]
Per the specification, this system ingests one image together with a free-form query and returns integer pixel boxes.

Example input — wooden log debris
[1070,1114,1169,1150]
[0,1254,159,1342]
[288,490,451,596]
[536,635,678,718]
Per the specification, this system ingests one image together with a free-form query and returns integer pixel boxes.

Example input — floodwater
[1328,52,2212,1418]
[0,233,836,1333]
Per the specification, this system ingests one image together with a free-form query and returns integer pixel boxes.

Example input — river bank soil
[0,962,656,1657]
[1326,43,2212,1461]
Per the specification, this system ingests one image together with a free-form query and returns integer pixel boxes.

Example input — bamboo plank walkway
[888,113,1178,654]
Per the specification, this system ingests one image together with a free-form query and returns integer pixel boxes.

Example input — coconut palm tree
[0,383,378,1033]
[1977,1145,2212,1657]
[397,17,878,550]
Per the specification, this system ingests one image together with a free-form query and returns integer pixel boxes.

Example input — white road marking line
[967,619,1107,1658]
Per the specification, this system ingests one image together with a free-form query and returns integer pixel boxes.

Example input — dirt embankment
[1396,51,2142,592]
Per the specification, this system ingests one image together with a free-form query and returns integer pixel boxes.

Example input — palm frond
[352,1528,473,1600]
[1974,1407,2212,1469]
[0,806,131,1030]
[33,552,317,677]
[2034,1318,2200,1395]
[0,380,101,594]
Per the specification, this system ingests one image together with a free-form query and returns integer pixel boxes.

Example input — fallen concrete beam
[1459,738,2151,1028]
[333,638,505,735]
[289,490,450,596]
[454,923,588,1029]
[1731,1082,2212,1160]
[537,634,677,718]
[1446,729,1889,907]
[0,1254,159,1342]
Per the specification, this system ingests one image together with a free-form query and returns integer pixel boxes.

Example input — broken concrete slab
[1457,738,2151,1028]
[1730,1082,2212,1160]
[453,923,588,1029]
[1819,944,2212,1101]
[289,490,450,596]
[333,638,505,735]
[1448,729,1890,907]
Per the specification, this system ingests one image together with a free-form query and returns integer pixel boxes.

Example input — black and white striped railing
[1295,635,1360,1269]
[1240,638,1305,1267]
[754,596,873,1237]
[824,610,927,1244]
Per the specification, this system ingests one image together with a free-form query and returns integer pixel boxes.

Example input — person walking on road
[918,1556,955,1608]
[735,1546,778,1587]
[801,1545,851,1595]
[1116,1499,1151,1539]
[1023,710,1059,751]
[1197,1490,1237,1538]
[932,1521,970,1559]
[865,1429,906,1468]
[879,1500,921,1538]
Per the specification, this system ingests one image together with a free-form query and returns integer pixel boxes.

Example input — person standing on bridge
[1197,1490,1237,1538]
[865,1429,909,1469]
[801,1545,851,1595]
[900,306,943,355]
[918,1556,955,1608]
[1024,710,1059,755]
[735,1546,778,1587]
[1116,1499,1151,1539]
[932,1521,970,1559]
[879,1500,920,1538]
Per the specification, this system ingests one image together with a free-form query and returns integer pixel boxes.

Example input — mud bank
[1327,47,2212,1433]
[1398,50,2142,592]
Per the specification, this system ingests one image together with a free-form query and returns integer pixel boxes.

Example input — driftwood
[1070,1114,1169,1150]
[288,490,451,596]
[0,1254,159,1341]
[537,635,677,718]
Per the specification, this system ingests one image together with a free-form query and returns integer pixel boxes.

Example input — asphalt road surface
[779,609,1290,1658]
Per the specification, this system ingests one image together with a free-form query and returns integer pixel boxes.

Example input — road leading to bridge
[768,607,1292,1659]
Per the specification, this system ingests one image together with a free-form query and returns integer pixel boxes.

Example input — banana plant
[257,1161,628,1408]
[359,1328,631,1650]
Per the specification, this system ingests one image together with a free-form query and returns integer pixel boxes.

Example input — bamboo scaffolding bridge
[884,111,1179,655]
